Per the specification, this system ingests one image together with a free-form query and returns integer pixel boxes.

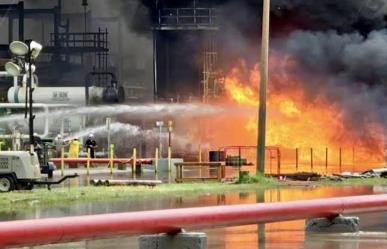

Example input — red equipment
[1,194,387,247]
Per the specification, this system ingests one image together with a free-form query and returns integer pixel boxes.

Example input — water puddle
[5,185,387,248]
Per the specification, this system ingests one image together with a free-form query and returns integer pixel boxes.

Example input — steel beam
[1,194,387,247]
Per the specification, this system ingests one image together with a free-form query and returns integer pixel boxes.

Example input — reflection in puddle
[6,185,387,249]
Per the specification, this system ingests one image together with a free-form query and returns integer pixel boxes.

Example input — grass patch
[0,181,278,214]
[236,172,277,185]
[316,177,387,186]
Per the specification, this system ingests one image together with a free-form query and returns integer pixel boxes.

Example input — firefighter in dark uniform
[85,134,97,158]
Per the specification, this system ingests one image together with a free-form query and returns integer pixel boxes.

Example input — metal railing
[220,145,383,175]
[157,7,217,27]
[1,194,387,247]
[49,31,108,50]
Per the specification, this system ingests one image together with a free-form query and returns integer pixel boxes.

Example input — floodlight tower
[5,40,43,152]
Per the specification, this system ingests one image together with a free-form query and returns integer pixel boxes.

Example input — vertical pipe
[168,130,171,148]
[352,147,355,172]
[87,148,90,176]
[217,164,222,182]
[53,6,59,48]
[61,147,64,177]
[193,0,196,24]
[153,31,158,101]
[159,125,162,159]
[199,145,202,163]
[221,163,226,179]
[339,147,342,173]
[238,146,242,176]
[199,145,202,178]
[132,148,137,179]
[257,0,271,174]
[168,146,172,172]
[310,148,313,172]
[18,1,24,41]
[176,165,181,183]
[277,148,281,178]
[295,148,299,172]
[238,146,241,167]
[13,76,17,88]
[155,148,159,173]
[166,40,170,96]
[109,144,114,175]
[60,118,64,136]
[28,45,34,147]
[106,117,111,157]
[325,147,328,175]
[8,17,13,44]
[269,150,272,175]
[84,5,87,33]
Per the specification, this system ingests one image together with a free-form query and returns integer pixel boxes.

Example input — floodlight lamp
[24,63,36,74]
[168,121,173,132]
[29,41,43,59]
[9,41,29,56]
[5,61,22,76]
[156,121,164,127]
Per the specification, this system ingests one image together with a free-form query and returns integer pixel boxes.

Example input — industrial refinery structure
[0,0,226,158]
[0,0,222,104]
[0,0,385,173]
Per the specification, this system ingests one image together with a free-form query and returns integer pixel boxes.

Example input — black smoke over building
[127,0,387,146]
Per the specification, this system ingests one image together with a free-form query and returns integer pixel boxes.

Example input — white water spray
[64,122,143,141]
[0,103,223,124]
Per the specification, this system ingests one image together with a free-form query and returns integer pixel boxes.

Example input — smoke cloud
[264,29,387,152]
[272,0,387,32]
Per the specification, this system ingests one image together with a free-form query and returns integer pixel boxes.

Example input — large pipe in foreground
[1,194,387,247]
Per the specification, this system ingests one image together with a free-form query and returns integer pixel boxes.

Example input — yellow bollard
[61,147,65,177]
[109,144,114,175]
[155,147,159,173]
[87,148,90,176]
[168,146,172,172]
[133,148,137,166]
[132,148,137,179]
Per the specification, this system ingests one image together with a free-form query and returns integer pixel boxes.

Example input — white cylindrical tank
[7,86,104,105]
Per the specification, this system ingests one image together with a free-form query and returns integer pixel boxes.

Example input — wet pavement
[3,184,387,249]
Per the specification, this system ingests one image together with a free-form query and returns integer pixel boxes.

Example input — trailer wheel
[0,176,14,192]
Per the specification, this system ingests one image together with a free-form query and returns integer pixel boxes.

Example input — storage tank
[7,86,104,105]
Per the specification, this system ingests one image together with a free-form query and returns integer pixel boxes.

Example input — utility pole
[257,0,270,174]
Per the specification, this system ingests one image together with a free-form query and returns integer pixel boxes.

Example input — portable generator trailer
[0,151,77,192]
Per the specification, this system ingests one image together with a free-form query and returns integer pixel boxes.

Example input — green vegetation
[236,172,277,185]
[0,182,276,214]
[317,177,387,186]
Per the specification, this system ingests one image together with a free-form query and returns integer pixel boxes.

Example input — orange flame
[207,56,385,172]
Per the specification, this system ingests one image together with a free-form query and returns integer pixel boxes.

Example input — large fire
[205,55,386,173]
